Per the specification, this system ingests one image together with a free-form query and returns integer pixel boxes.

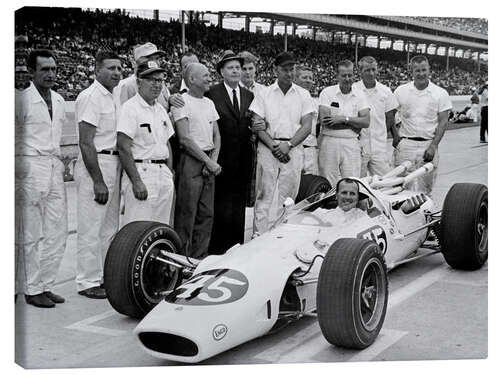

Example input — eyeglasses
[142,78,165,85]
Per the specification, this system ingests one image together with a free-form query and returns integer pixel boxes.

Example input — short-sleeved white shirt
[117,93,175,159]
[394,81,452,139]
[249,81,315,140]
[319,85,370,138]
[15,82,66,156]
[76,80,117,152]
[353,80,398,151]
[171,93,219,151]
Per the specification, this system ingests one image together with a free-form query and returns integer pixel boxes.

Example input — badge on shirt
[162,120,168,127]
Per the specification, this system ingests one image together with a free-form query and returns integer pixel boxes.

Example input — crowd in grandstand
[16,8,487,100]
[411,16,488,35]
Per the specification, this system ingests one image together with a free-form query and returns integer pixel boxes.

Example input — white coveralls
[15,82,68,296]
[249,81,315,234]
[318,85,370,186]
[352,80,398,177]
[75,80,121,292]
[117,93,175,227]
[393,81,452,195]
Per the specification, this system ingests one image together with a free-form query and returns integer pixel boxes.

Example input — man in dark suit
[206,50,255,255]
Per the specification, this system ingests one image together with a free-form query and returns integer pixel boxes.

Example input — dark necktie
[232,88,239,114]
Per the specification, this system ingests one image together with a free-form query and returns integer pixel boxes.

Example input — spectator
[478,81,488,143]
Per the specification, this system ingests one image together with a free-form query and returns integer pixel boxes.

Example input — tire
[441,183,488,270]
[104,221,182,319]
[296,174,331,203]
[317,238,388,349]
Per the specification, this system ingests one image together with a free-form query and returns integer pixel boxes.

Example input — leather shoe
[78,286,107,299]
[43,291,65,303]
[25,293,56,308]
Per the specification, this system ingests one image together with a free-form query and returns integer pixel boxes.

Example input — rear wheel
[296,174,331,202]
[317,238,388,349]
[441,183,488,270]
[104,221,182,319]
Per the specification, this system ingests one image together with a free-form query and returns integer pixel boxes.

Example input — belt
[98,150,119,155]
[401,137,431,142]
[273,138,291,141]
[134,159,167,164]
[303,145,318,148]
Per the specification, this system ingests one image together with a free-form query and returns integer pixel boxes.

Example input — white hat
[134,42,165,62]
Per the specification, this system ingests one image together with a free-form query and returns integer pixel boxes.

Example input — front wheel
[104,221,183,319]
[317,238,388,349]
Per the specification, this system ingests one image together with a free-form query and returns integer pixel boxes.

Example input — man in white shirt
[250,51,315,236]
[117,61,175,227]
[172,63,221,259]
[318,60,370,186]
[479,81,488,143]
[15,49,68,307]
[75,50,122,299]
[393,55,452,195]
[353,56,399,177]
[294,65,319,175]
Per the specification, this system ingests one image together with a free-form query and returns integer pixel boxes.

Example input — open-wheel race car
[103,162,488,363]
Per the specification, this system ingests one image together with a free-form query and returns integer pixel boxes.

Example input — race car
[103,162,488,363]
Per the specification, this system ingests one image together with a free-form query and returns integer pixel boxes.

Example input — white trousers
[318,136,361,187]
[393,138,439,195]
[360,143,391,177]
[15,156,68,295]
[75,154,120,291]
[253,144,303,234]
[121,162,174,227]
[302,146,319,175]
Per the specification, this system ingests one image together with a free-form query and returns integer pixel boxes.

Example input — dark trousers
[480,106,488,141]
[174,152,214,259]
[209,181,246,255]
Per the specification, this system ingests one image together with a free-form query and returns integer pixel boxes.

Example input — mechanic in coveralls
[15,49,68,307]
[393,55,452,195]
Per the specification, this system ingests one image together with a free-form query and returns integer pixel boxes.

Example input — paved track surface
[14,127,488,369]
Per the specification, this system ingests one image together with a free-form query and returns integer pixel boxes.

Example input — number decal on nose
[357,225,387,254]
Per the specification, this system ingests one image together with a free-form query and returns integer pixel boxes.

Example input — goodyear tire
[296,174,331,203]
[317,238,388,349]
[104,221,182,319]
[441,183,488,270]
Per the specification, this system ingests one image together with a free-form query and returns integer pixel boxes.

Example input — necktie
[232,88,239,114]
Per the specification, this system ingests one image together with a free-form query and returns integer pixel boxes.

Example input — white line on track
[65,310,127,336]
[255,264,450,363]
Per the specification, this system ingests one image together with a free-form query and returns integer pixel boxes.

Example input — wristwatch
[286,141,294,149]
[345,116,349,124]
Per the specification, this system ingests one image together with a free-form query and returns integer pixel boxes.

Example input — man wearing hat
[205,50,254,255]
[114,42,178,111]
[172,63,221,259]
[75,50,123,299]
[117,61,176,227]
[249,51,315,236]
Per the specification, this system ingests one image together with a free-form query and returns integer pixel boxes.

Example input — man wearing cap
[114,42,177,111]
[294,65,320,175]
[117,61,175,226]
[205,51,254,255]
[352,56,398,177]
[393,55,452,195]
[318,59,370,186]
[172,63,221,259]
[250,51,315,236]
[15,49,68,307]
[75,50,123,299]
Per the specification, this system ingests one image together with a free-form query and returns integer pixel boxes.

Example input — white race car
[104,162,488,363]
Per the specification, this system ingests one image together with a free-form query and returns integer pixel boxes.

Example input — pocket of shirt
[100,110,116,132]
[139,125,156,146]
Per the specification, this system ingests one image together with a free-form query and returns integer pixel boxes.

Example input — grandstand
[15,7,488,100]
